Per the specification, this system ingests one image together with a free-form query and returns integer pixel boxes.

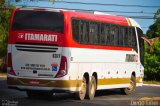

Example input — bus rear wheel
[75,77,87,100]
[86,76,96,100]
[121,75,136,95]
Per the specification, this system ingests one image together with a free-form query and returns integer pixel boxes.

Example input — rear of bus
[7,8,68,94]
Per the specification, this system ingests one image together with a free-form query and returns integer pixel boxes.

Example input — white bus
[7,8,144,100]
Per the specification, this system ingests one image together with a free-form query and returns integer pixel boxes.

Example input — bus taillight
[7,53,16,76]
[55,56,67,78]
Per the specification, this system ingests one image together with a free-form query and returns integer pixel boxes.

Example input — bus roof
[17,8,142,30]
[61,10,142,29]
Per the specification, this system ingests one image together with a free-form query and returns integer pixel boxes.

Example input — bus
[7,8,144,100]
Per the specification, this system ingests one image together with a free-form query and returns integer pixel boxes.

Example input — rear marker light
[7,53,12,67]
[55,56,67,78]
[7,53,16,76]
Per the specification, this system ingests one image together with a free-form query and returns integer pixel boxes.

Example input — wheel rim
[79,78,86,100]
[127,78,135,91]
[90,80,95,95]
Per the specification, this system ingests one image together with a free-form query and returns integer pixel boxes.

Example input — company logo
[18,33,57,42]
[18,33,24,38]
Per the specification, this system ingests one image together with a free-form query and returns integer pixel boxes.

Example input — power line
[57,7,156,14]
[55,1,160,8]
[56,8,155,19]
[141,27,149,29]
[0,6,156,19]
[3,5,155,14]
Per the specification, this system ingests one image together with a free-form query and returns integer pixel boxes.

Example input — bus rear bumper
[8,85,74,93]
[7,76,81,92]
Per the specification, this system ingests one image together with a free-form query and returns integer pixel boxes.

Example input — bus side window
[89,22,97,44]
[131,28,137,52]
[114,26,119,46]
[105,24,110,46]
[94,23,99,44]
[137,28,144,65]
[119,27,125,46]
[81,20,89,44]
[110,25,117,46]
[72,19,80,43]
[124,27,129,47]
[97,23,101,44]
[100,23,106,45]
[128,28,132,47]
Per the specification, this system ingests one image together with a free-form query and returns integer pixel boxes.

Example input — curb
[143,84,160,87]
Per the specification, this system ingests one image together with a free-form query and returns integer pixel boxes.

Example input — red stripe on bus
[62,11,129,26]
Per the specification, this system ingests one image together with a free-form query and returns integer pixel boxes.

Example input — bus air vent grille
[15,42,58,53]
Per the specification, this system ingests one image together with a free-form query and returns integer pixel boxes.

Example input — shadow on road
[23,89,123,102]
[95,89,123,97]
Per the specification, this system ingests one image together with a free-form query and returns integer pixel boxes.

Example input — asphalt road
[0,78,160,106]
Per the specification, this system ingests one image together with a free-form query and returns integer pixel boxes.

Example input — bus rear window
[12,10,64,33]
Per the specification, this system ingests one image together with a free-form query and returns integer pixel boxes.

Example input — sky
[8,0,160,34]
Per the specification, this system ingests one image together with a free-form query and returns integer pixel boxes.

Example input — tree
[146,9,160,39]
[154,9,160,22]
[0,0,10,58]
[0,0,14,72]
[144,41,160,81]
[144,8,160,81]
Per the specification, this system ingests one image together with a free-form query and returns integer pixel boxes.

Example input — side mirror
[141,37,152,53]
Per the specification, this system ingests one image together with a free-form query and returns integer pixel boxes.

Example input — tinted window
[72,19,80,42]
[137,28,144,65]
[81,20,89,43]
[131,28,137,52]
[119,27,125,46]
[124,27,129,46]
[72,18,138,53]
[12,10,64,33]
[89,22,98,44]
[100,23,106,45]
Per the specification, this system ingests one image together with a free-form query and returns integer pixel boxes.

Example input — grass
[143,80,160,85]
[0,72,7,77]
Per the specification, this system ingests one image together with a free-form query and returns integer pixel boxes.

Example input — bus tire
[121,75,136,95]
[75,77,87,100]
[86,76,96,100]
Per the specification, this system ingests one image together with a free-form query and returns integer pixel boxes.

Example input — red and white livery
[7,8,144,100]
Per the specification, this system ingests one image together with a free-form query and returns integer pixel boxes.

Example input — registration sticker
[51,63,58,71]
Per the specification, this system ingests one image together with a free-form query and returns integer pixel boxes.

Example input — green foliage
[144,41,160,81]
[154,9,160,22]
[15,0,21,2]
[49,0,56,2]
[145,8,160,81]
[0,0,14,58]
[146,21,160,38]
[146,9,160,39]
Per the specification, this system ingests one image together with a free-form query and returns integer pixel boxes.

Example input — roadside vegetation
[143,80,160,85]
[144,9,160,82]
[0,0,14,73]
